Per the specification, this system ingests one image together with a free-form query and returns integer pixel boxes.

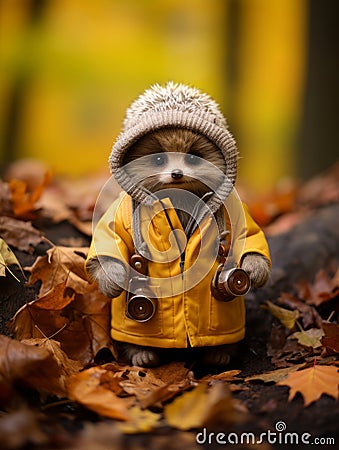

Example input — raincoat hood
[109,82,238,214]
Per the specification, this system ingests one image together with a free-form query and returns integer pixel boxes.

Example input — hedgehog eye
[152,154,167,166]
[185,154,201,165]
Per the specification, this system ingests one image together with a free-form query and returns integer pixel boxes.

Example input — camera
[211,264,251,302]
[126,276,157,322]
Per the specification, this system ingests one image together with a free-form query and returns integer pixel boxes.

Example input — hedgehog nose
[171,169,184,180]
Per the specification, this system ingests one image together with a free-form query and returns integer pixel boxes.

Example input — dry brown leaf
[0,335,80,397]
[119,375,165,401]
[262,300,300,329]
[67,366,131,420]
[25,245,89,296]
[321,322,339,353]
[12,244,112,365]
[296,269,339,307]
[267,323,313,368]
[11,286,112,365]
[0,217,43,253]
[245,364,306,384]
[33,279,76,310]
[277,292,323,329]
[118,362,195,409]
[0,408,48,449]
[146,361,191,385]
[21,338,82,396]
[204,369,242,382]
[277,364,339,406]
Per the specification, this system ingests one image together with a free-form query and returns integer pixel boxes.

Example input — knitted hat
[109,82,238,213]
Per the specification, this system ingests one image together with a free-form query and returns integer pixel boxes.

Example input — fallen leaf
[117,406,161,434]
[267,323,313,368]
[115,362,194,409]
[0,216,43,253]
[321,322,339,354]
[12,244,113,364]
[11,286,112,365]
[296,269,339,307]
[0,238,25,281]
[246,178,298,227]
[277,292,323,329]
[146,361,192,385]
[8,171,52,219]
[288,328,324,349]
[164,382,245,431]
[67,366,131,420]
[25,245,89,296]
[277,364,339,406]
[262,300,300,329]
[21,338,82,396]
[245,364,306,384]
[0,335,80,397]
[0,408,48,449]
[204,369,242,382]
[164,383,211,431]
[33,279,76,310]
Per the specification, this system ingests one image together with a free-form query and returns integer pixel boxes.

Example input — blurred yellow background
[0,0,337,191]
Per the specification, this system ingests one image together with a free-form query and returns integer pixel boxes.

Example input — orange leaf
[33,279,76,310]
[8,171,51,219]
[277,365,339,407]
[67,366,130,420]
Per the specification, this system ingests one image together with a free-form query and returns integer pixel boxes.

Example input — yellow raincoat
[86,191,271,349]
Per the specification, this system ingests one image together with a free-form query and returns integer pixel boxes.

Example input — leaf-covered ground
[0,160,338,450]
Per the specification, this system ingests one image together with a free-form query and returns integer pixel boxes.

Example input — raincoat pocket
[208,294,245,336]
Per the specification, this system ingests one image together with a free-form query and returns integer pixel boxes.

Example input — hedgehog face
[122,128,226,197]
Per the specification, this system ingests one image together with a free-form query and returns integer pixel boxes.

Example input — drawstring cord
[158,198,186,277]
[158,191,214,277]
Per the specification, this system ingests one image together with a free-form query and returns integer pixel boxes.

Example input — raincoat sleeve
[241,202,271,266]
[85,193,134,270]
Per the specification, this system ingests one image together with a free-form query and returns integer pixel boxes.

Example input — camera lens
[126,294,156,322]
[225,268,250,296]
[211,266,251,302]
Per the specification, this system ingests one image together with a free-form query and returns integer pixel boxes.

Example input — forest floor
[0,160,338,450]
